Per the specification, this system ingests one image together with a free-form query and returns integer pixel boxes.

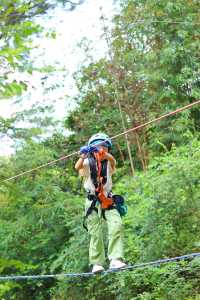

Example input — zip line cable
[111,99,200,140]
[1,99,200,184]
[1,102,200,280]
[1,11,200,285]
[131,20,200,25]
[98,6,200,26]
[0,150,79,183]
[0,252,200,281]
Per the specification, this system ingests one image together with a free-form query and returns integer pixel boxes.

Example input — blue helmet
[88,133,112,149]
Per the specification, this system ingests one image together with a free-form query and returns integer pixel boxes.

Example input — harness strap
[83,193,117,231]
[101,205,116,220]
[88,155,108,187]
[89,152,114,210]
[83,152,115,230]
[83,195,98,231]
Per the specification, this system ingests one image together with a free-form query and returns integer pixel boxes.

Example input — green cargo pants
[85,198,124,266]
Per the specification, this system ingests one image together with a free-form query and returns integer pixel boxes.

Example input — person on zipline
[75,133,127,273]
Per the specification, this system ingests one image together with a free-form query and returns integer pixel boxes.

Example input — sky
[0,0,117,156]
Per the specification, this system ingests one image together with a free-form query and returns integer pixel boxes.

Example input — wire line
[1,99,200,183]
[0,252,200,281]
[131,20,200,25]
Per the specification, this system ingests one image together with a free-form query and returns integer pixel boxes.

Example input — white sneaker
[109,259,127,270]
[92,264,105,273]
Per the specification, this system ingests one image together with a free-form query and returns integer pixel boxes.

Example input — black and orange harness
[83,151,116,230]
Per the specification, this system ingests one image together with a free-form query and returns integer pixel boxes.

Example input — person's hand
[80,145,98,156]
[80,153,87,159]
[102,152,110,160]
[79,146,89,159]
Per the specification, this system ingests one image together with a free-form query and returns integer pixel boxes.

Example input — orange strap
[94,150,113,209]
[94,152,102,179]
[97,188,113,209]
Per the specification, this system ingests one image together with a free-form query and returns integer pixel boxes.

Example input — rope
[111,99,200,140]
[1,99,200,183]
[0,252,200,281]
[131,20,200,25]
[0,150,79,183]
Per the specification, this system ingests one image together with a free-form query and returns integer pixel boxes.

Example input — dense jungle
[0,0,200,299]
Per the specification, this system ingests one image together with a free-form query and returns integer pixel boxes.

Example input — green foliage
[51,261,200,300]
[1,0,200,299]
[123,139,200,261]
[65,0,200,169]
[0,0,86,99]
[2,137,200,299]
[48,139,200,300]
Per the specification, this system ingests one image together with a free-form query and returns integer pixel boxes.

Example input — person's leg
[105,208,124,261]
[85,199,105,266]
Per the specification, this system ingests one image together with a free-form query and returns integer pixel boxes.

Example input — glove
[80,146,89,155]
[79,145,99,155]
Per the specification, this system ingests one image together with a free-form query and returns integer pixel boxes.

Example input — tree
[0,0,86,99]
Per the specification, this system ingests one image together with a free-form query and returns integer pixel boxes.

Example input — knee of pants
[109,221,123,237]
[106,210,123,235]
[86,212,102,236]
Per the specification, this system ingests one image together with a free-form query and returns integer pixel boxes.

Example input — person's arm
[75,154,87,171]
[104,153,116,172]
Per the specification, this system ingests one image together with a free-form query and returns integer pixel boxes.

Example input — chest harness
[83,152,115,230]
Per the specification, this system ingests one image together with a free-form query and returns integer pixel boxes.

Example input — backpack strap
[88,154,108,188]
[88,155,98,188]
[86,154,115,221]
